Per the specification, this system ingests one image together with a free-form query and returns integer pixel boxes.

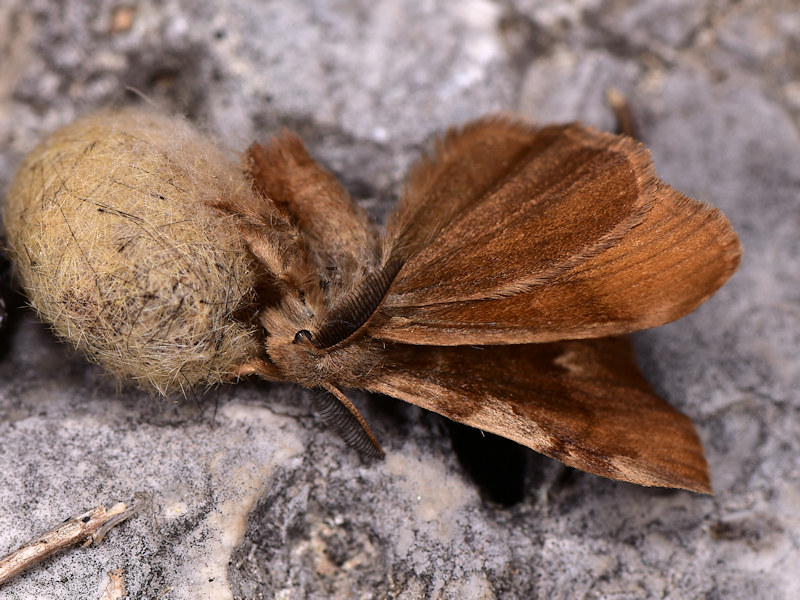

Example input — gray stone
[1,0,798,598]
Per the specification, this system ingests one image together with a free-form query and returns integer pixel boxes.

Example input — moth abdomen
[312,259,402,349]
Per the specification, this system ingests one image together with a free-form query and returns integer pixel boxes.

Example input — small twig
[133,491,169,543]
[0,498,145,586]
[606,86,639,140]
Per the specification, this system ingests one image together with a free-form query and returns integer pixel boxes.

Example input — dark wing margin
[363,337,712,493]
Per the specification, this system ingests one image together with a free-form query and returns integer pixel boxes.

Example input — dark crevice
[0,246,24,361]
[121,43,215,119]
[446,420,527,506]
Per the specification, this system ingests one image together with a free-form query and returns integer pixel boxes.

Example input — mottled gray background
[1,1,798,598]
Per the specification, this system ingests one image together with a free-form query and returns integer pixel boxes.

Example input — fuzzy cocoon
[4,109,263,394]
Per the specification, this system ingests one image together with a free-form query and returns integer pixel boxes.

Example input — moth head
[257,276,384,389]
[259,286,329,387]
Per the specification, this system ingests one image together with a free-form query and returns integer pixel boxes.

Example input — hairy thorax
[260,294,383,389]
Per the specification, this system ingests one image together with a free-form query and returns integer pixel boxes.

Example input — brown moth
[4,110,741,494]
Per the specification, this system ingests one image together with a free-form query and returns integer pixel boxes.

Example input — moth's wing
[373,118,741,345]
[365,337,711,493]
[385,117,550,258]
[246,133,380,275]
[214,132,380,295]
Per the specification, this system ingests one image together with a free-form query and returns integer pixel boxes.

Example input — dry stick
[606,86,639,140]
[0,499,144,586]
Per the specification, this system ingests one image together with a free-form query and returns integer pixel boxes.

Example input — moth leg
[606,86,639,139]
[232,359,287,382]
[315,383,385,458]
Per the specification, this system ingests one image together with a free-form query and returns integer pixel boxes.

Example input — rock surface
[1,0,798,598]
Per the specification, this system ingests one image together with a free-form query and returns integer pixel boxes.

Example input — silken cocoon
[4,111,262,394]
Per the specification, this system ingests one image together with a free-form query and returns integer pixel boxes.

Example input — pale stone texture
[0,0,798,598]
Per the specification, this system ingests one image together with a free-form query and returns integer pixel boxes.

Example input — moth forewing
[370,120,741,347]
[385,117,544,262]
[246,133,381,294]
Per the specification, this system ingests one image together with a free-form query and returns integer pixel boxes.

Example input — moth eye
[293,329,314,344]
